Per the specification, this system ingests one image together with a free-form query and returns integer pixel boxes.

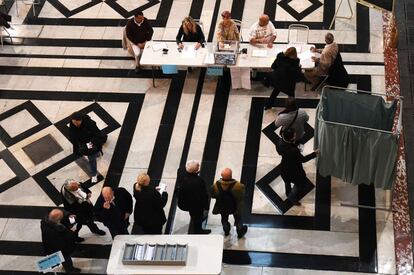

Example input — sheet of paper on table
[252,49,268,57]
[298,51,313,60]
[182,47,197,58]
[152,42,168,52]
[158,183,166,194]
[204,53,215,64]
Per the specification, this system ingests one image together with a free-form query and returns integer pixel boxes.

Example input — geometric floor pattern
[0,0,400,274]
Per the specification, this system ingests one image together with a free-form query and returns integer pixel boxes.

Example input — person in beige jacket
[211,168,248,238]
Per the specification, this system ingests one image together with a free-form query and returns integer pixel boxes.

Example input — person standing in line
[176,160,211,234]
[40,209,80,273]
[69,111,107,184]
[211,168,248,238]
[94,186,132,238]
[61,179,106,241]
[275,128,319,205]
[132,173,168,234]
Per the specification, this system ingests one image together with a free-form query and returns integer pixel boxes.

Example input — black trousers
[265,87,294,108]
[131,223,162,235]
[220,212,243,234]
[107,221,129,238]
[61,252,75,272]
[188,208,204,234]
[282,174,314,204]
[75,219,101,235]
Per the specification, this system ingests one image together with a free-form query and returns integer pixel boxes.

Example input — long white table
[106,234,224,275]
[140,41,315,87]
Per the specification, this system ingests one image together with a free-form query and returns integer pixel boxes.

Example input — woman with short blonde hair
[132,173,168,234]
[216,10,240,42]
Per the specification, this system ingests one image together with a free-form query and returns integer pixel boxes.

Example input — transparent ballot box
[214,40,239,65]
[122,243,188,266]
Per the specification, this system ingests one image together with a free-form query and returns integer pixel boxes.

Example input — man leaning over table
[249,14,277,48]
[125,10,154,73]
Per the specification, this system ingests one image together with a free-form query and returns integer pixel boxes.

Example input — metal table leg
[152,66,155,88]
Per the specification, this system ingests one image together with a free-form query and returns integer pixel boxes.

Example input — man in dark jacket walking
[264,47,304,110]
[61,179,106,241]
[211,168,248,238]
[275,128,319,205]
[40,209,80,273]
[94,186,133,238]
[69,111,107,184]
[176,160,211,234]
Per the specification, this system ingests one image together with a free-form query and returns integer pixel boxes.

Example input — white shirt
[249,21,277,40]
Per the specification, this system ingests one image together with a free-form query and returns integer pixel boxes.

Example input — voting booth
[314,86,402,190]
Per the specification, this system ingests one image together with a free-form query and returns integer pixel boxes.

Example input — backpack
[213,181,237,215]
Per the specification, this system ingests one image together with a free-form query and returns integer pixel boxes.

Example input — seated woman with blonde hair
[176,16,206,50]
[132,173,168,234]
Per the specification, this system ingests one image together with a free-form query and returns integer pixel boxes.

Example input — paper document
[152,42,168,51]
[144,246,155,261]
[182,46,196,58]
[298,51,313,60]
[252,49,267,57]
[158,183,166,194]
[204,53,215,64]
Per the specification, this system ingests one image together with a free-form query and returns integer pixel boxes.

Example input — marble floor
[0,0,406,274]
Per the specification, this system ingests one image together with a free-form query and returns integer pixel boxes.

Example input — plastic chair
[232,19,243,42]
[288,24,309,44]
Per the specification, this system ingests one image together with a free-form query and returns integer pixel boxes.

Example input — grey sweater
[275,109,309,139]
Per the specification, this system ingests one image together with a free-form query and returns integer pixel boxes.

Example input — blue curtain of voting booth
[314,87,399,190]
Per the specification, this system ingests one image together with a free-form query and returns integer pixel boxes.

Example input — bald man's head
[48,209,64,223]
[259,14,269,26]
[221,168,233,180]
[102,187,114,202]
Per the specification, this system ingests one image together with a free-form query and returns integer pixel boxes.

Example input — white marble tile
[66,76,153,93]
[71,3,102,18]
[40,26,84,39]
[0,56,30,66]
[27,57,65,67]
[222,95,251,142]
[0,109,38,138]
[0,255,41,271]
[62,58,101,68]
[222,264,263,275]
[63,46,127,57]
[0,45,67,55]
[0,159,16,184]
[165,0,191,28]
[215,141,245,182]
[38,0,65,18]
[345,65,384,76]
[59,0,90,11]
[7,24,43,38]
[99,59,135,69]
[97,2,124,18]
[80,26,106,40]
[0,218,41,241]
[0,219,8,238]
[0,177,55,206]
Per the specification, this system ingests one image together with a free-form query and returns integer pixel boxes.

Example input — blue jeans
[87,152,100,176]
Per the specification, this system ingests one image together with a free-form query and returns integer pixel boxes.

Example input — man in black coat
[176,160,211,234]
[69,111,107,184]
[94,186,133,238]
[40,209,80,273]
[61,179,106,241]
[275,128,319,205]
[264,47,304,110]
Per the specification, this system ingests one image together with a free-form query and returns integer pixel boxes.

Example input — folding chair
[288,24,309,44]
[232,19,243,42]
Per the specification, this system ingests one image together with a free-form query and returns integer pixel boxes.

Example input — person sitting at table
[304,32,338,90]
[264,47,303,110]
[124,10,154,72]
[216,10,240,42]
[132,173,168,235]
[248,14,277,48]
[176,16,206,50]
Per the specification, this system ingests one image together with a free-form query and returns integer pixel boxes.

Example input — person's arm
[93,195,104,221]
[248,24,257,44]
[216,24,224,42]
[293,148,317,163]
[80,182,92,195]
[88,120,102,148]
[197,24,206,45]
[234,23,240,41]
[160,191,168,207]
[210,182,218,198]
[176,25,184,45]
[146,20,154,41]
[126,20,139,45]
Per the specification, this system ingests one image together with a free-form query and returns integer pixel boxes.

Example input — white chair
[232,19,243,42]
[288,24,309,44]
[0,26,12,47]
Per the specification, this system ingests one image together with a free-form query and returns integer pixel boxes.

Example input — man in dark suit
[275,128,319,205]
[94,186,132,238]
[40,209,80,273]
[176,160,211,234]
[61,179,106,241]
[69,111,107,184]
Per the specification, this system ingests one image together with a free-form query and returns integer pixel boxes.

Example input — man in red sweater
[125,10,154,72]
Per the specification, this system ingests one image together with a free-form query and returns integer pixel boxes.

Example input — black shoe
[92,229,106,236]
[66,267,81,274]
[135,66,141,73]
[264,105,272,110]
[237,225,248,239]
[76,237,85,243]
[199,229,211,234]
[293,201,302,206]
[187,67,193,72]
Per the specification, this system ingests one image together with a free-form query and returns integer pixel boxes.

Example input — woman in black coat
[132,173,168,234]
[176,16,205,50]
[264,47,303,110]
